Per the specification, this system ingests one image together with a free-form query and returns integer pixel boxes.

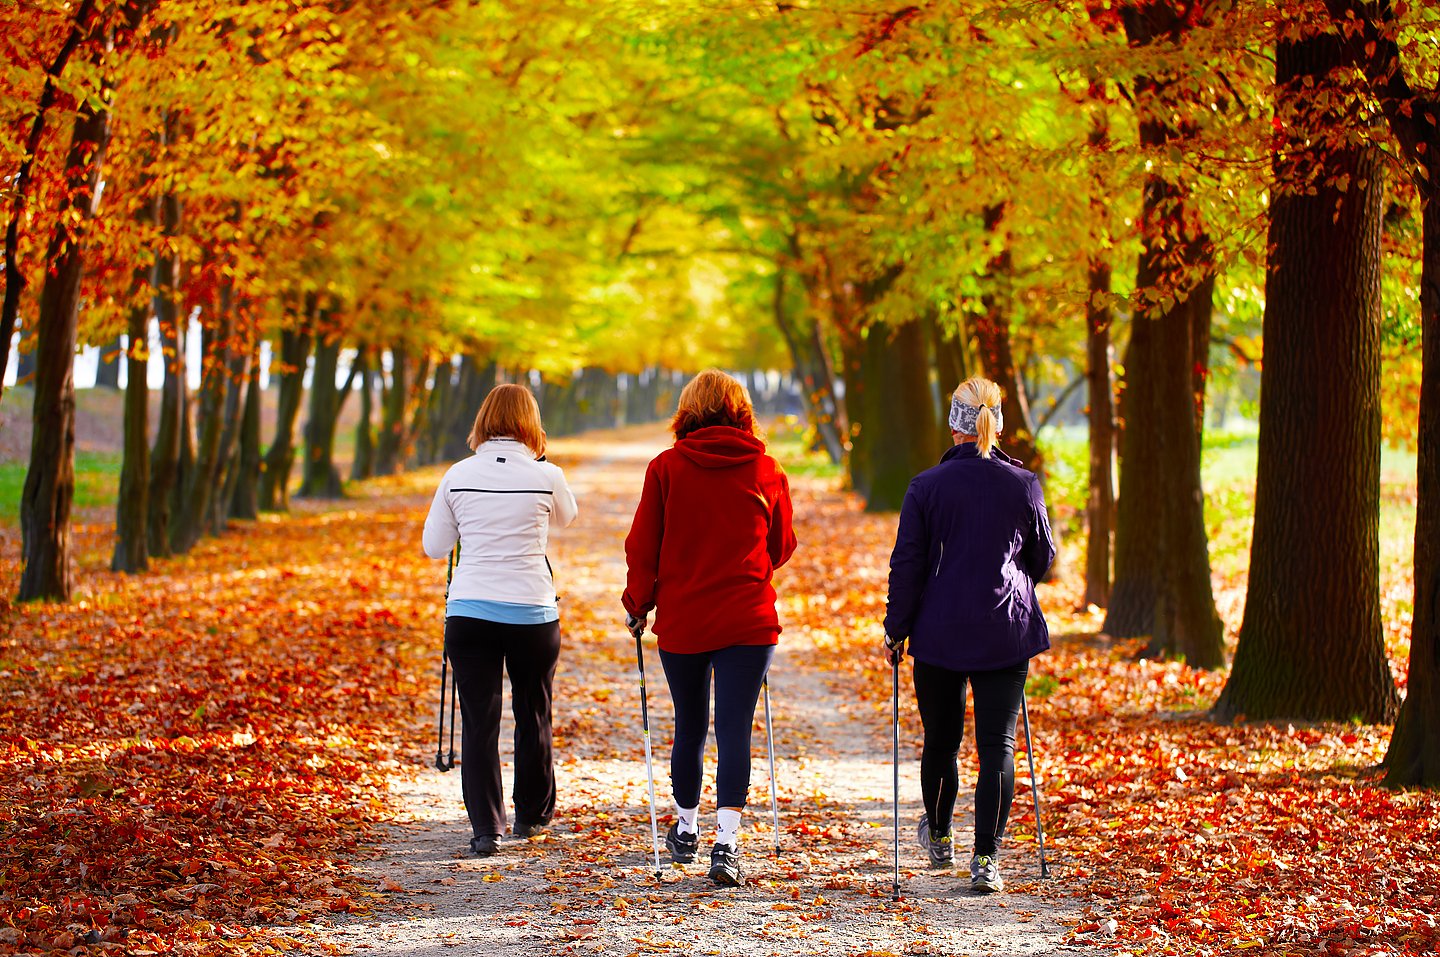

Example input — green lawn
[0,452,125,525]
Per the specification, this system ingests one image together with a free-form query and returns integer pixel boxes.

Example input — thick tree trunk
[112,304,150,573]
[230,343,262,520]
[258,313,313,511]
[1214,22,1398,722]
[974,203,1042,475]
[1084,260,1116,609]
[0,0,99,399]
[351,349,376,481]
[773,269,844,463]
[440,355,496,461]
[404,353,434,468]
[859,319,940,511]
[19,95,112,600]
[1104,5,1223,665]
[145,192,185,559]
[1387,173,1440,783]
[299,332,345,498]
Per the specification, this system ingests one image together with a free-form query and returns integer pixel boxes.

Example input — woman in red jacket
[622,369,797,887]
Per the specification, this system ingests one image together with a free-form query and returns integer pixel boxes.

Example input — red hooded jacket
[623,426,797,654]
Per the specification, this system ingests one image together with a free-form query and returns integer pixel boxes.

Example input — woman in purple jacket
[883,376,1055,894]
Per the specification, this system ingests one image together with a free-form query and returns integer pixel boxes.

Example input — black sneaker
[665,824,698,865]
[916,814,954,869]
[513,822,547,839]
[470,835,499,857]
[708,842,742,887]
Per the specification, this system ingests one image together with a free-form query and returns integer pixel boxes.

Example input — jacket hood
[674,426,766,468]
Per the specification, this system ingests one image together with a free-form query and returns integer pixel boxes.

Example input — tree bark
[1214,16,1398,722]
[1332,0,1440,783]
[18,89,113,600]
[773,267,844,463]
[374,346,409,477]
[259,312,314,511]
[351,348,376,481]
[298,331,346,498]
[1084,260,1116,609]
[145,190,185,559]
[1103,5,1224,667]
[94,336,122,388]
[230,341,262,520]
[0,0,100,399]
[859,319,940,511]
[209,320,251,536]
[171,287,232,552]
[112,305,151,573]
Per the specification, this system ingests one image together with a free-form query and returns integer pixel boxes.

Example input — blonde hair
[670,369,760,440]
[468,383,547,458]
[954,376,1003,459]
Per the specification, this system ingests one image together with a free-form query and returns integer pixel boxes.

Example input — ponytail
[974,405,998,459]
[949,376,1004,459]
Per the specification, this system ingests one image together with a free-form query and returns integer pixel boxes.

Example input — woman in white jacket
[423,383,578,856]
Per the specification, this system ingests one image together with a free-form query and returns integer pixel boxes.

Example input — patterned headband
[949,396,1003,437]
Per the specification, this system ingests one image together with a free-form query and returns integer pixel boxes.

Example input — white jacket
[422,438,578,605]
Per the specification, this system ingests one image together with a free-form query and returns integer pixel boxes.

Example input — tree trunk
[1214,19,1398,722]
[773,268,844,464]
[374,345,408,477]
[258,312,313,511]
[859,319,940,511]
[299,332,346,498]
[1104,6,1223,665]
[94,335,122,388]
[112,304,150,573]
[18,93,113,600]
[171,290,232,552]
[146,192,185,559]
[404,353,434,468]
[1084,260,1116,609]
[0,0,100,400]
[974,203,1042,475]
[209,322,251,536]
[230,342,262,520]
[351,349,376,481]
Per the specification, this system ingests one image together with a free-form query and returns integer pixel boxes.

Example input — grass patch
[765,415,844,481]
[0,452,124,525]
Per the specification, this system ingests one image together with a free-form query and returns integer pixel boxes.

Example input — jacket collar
[939,442,1018,467]
[477,437,536,460]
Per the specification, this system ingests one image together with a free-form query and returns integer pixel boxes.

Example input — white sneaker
[970,854,1003,893]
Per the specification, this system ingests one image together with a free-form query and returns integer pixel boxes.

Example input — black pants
[444,616,561,839]
[912,658,1029,857]
[658,644,774,809]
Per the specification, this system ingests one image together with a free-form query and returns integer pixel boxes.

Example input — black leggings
[445,616,561,840]
[658,644,774,809]
[912,658,1029,857]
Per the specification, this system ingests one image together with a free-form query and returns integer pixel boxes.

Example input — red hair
[670,369,759,440]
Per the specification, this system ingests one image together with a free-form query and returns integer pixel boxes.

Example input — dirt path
[320,427,1085,957]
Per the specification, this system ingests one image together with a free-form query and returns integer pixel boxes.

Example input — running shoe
[665,823,698,865]
[708,842,743,887]
[916,814,954,869]
[970,853,1003,893]
[470,835,499,857]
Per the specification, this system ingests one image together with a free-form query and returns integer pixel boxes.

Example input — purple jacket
[883,443,1055,672]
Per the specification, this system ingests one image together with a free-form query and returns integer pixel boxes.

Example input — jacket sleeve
[422,473,458,559]
[767,466,798,569]
[1019,474,1056,583]
[883,480,929,640]
[622,458,665,616]
[550,465,578,529]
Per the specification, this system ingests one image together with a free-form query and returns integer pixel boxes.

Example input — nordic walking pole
[1020,689,1050,879]
[633,627,663,880]
[891,643,902,902]
[435,545,458,772]
[762,677,781,856]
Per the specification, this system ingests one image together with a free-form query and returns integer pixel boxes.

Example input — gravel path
[319,428,1086,957]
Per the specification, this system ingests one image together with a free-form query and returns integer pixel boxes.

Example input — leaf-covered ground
[1,425,1435,956]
